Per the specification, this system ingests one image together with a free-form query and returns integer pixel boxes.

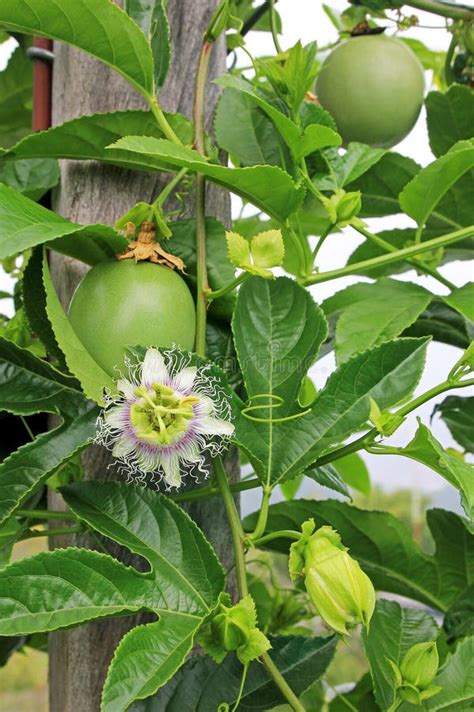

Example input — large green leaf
[0,110,192,170]
[313,142,386,192]
[0,401,98,525]
[244,500,473,611]
[214,88,294,171]
[0,336,81,415]
[232,276,328,484]
[432,395,474,453]
[443,586,474,646]
[0,548,160,636]
[61,481,225,613]
[395,421,474,521]
[329,673,378,711]
[331,452,371,495]
[108,137,305,221]
[399,140,474,233]
[333,278,432,363]
[444,282,474,324]
[125,0,170,90]
[0,184,126,263]
[133,634,337,712]
[0,46,31,149]
[403,301,472,351]
[363,599,439,711]
[216,76,341,161]
[347,153,420,218]
[22,247,65,363]
[426,635,474,710]
[62,481,225,711]
[0,158,59,201]
[426,85,474,158]
[234,337,429,485]
[0,0,155,98]
[43,252,116,404]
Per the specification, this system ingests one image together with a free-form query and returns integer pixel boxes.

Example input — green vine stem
[405,0,473,20]
[148,96,182,145]
[193,40,212,356]
[19,525,83,541]
[269,0,283,54]
[16,508,77,521]
[250,529,302,547]
[352,224,456,291]
[302,226,474,286]
[444,31,458,86]
[214,457,305,711]
[206,272,250,301]
[154,167,189,208]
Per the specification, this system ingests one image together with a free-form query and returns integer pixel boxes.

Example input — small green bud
[334,189,362,224]
[210,604,251,651]
[400,641,439,689]
[290,521,376,636]
[369,398,405,436]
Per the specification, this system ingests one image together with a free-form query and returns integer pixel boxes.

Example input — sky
[0,1,472,511]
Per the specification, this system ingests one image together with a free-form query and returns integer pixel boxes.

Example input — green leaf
[333,278,432,364]
[22,247,65,363]
[0,0,155,98]
[347,153,420,218]
[0,46,32,149]
[0,548,161,636]
[108,137,306,221]
[426,85,474,158]
[232,276,328,483]
[61,481,225,613]
[444,282,474,324]
[216,76,341,161]
[169,218,235,321]
[235,337,429,485]
[403,301,472,351]
[332,452,371,495]
[132,634,337,711]
[363,599,439,710]
[0,158,59,201]
[425,635,474,710]
[396,421,474,522]
[432,395,474,453]
[125,0,170,90]
[0,401,98,525]
[329,673,378,711]
[43,252,115,404]
[0,336,81,416]
[214,88,295,171]
[305,464,351,498]
[399,140,474,233]
[0,184,126,264]
[313,142,386,192]
[443,586,474,645]
[0,516,20,569]
[1,110,192,169]
[244,500,473,611]
[62,481,225,711]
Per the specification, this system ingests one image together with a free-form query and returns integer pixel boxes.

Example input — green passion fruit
[316,35,425,148]
[68,260,196,376]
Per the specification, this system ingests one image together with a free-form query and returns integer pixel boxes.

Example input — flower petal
[141,348,168,387]
[173,366,197,394]
[112,435,135,459]
[116,378,136,401]
[195,415,234,437]
[104,404,129,430]
[161,454,182,488]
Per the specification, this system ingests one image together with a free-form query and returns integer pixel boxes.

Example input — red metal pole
[31,37,53,131]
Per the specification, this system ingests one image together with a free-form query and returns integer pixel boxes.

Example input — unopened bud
[290,521,376,636]
[400,641,439,689]
[211,604,250,651]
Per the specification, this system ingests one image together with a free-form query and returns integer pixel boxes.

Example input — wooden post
[48,2,236,710]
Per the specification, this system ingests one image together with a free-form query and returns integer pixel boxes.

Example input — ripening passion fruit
[316,35,425,148]
[68,260,196,376]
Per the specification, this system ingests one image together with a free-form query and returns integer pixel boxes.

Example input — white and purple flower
[96,347,234,489]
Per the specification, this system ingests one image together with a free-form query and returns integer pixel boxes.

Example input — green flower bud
[210,604,251,651]
[334,189,362,224]
[290,521,376,636]
[400,641,439,689]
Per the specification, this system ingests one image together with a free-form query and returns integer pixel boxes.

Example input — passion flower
[96,347,234,488]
